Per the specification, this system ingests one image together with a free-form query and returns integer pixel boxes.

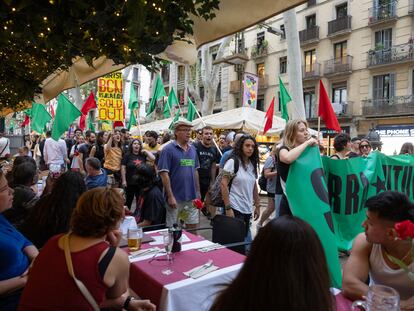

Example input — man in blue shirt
[158,119,200,229]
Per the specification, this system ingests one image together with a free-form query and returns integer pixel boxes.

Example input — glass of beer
[127,227,143,251]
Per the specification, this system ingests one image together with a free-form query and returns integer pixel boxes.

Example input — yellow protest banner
[97,71,124,121]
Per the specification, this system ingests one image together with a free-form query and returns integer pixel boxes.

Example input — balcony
[299,26,319,45]
[324,55,353,76]
[367,43,414,68]
[409,0,414,14]
[302,63,321,80]
[332,101,353,118]
[362,96,414,117]
[258,75,268,89]
[368,2,397,26]
[327,16,352,38]
[251,43,268,59]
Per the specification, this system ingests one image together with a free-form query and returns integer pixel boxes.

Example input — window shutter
[389,73,395,98]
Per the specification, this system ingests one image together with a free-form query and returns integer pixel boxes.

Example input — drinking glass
[352,285,400,311]
[127,227,143,251]
[162,231,174,262]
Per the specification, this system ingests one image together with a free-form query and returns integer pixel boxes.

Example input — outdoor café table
[126,229,245,311]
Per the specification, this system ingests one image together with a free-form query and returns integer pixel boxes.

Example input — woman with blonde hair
[276,120,318,216]
[19,188,155,311]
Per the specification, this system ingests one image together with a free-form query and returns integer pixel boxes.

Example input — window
[303,88,317,118]
[133,83,140,101]
[257,63,265,77]
[332,85,347,103]
[373,74,395,100]
[334,41,347,63]
[279,57,287,74]
[306,14,316,29]
[132,67,139,82]
[177,65,185,81]
[216,82,222,101]
[375,28,392,49]
[257,95,265,111]
[307,0,316,6]
[177,89,185,105]
[161,65,170,82]
[304,49,317,72]
[336,3,348,19]
[257,32,265,47]
[199,86,205,101]
[280,24,286,39]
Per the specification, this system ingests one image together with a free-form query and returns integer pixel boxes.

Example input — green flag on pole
[87,115,95,132]
[52,94,82,141]
[279,77,292,122]
[286,146,342,289]
[128,110,137,131]
[30,103,52,134]
[146,75,166,116]
[163,87,178,118]
[186,97,197,122]
[129,84,139,110]
[169,111,180,130]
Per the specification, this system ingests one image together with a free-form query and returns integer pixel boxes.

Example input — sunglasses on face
[360,145,371,149]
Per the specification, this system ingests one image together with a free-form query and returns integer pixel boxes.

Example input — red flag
[263,97,275,134]
[318,80,341,133]
[79,114,87,130]
[21,115,30,127]
[50,104,55,118]
[81,92,97,115]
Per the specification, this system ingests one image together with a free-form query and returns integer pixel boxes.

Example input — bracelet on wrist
[224,205,232,211]
[123,295,136,310]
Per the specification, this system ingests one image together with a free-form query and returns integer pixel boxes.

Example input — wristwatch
[224,205,232,211]
[123,296,136,310]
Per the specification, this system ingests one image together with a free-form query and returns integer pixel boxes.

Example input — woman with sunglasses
[359,139,372,157]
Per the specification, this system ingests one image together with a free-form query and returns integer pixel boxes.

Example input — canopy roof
[131,107,289,136]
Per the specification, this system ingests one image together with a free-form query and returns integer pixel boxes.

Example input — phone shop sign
[376,125,414,137]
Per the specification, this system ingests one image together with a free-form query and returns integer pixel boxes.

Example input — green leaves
[0,0,220,110]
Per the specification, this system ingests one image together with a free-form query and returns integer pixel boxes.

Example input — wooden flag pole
[136,107,142,139]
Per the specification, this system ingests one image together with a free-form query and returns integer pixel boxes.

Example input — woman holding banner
[104,130,123,187]
[276,120,318,216]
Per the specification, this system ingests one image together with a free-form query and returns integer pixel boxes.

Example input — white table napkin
[128,247,160,260]
[183,264,219,279]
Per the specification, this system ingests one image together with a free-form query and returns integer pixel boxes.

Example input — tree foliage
[0,0,219,110]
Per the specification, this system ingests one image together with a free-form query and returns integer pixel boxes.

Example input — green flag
[279,77,291,122]
[30,103,52,134]
[169,111,180,130]
[52,94,82,141]
[286,146,342,289]
[129,84,139,110]
[163,87,178,118]
[186,97,197,122]
[127,110,137,131]
[146,75,166,116]
[87,115,95,132]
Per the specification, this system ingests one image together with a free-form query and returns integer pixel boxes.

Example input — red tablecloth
[128,231,245,307]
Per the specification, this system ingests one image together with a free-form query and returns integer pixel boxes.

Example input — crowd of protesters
[0,118,413,310]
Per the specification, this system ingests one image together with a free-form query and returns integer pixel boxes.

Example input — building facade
[226,0,414,154]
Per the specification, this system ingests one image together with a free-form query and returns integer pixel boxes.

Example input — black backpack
[258,155,275,192]
[210,156,239,207]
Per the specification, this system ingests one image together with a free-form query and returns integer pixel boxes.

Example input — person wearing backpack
[256,145,278,231]
[221,135,260,240]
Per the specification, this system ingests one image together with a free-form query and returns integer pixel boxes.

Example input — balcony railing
[258,75,268,89]
[368,43,414,67]
[362,96,414,117]
[251,45,268,59]
[332,101,353,117]
[410,0,414,14]
[328,15,352,37]
[368,1,397,25]
[299,26,319,44]
[302,63,321,80]
[324,55,353,76]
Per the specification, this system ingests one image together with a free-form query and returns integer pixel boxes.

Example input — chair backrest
[212,214,246,254]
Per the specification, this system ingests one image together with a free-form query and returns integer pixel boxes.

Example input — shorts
[266,192,275,198]
[166,200,199,227]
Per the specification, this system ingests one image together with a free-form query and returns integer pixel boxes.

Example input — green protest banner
[286,149,414,289]
[322,152,414,251]
[286,146,342,289]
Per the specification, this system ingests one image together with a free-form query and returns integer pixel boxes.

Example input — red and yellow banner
[97,71,124,121]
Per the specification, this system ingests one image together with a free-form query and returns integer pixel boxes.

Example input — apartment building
[227,0,414,152]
